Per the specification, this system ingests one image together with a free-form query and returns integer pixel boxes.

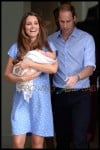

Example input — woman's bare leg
[31,134,44,148]
[12,134,26,148]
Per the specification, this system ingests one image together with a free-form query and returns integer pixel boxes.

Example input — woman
[4,11,58,148]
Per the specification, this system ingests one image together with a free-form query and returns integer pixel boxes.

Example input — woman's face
[25,15,40,41]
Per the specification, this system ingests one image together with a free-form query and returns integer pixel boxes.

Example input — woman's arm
[16,59,58,74]
[15,51,58,74]
[4,57,40,83]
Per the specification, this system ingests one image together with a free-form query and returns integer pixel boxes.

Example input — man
[48,3,96,149]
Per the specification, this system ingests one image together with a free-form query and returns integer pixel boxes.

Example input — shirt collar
[57,27,78,39]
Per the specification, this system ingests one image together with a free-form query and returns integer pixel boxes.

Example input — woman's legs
[31,134,44,148]
[12,134,26,148]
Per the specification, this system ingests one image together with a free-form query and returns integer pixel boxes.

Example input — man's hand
[64,75,79,88]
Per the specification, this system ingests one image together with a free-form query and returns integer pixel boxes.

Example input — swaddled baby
[13,50,56,102]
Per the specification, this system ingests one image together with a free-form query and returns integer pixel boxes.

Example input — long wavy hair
[13,11,51,64]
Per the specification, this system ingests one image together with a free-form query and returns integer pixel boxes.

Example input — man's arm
[65,66,94,88]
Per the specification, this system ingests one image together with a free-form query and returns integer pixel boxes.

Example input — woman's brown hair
[13,11,51,64]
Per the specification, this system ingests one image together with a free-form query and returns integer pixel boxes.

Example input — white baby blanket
[13,50,55,103]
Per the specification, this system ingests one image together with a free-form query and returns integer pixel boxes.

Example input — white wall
[72,1,98,22]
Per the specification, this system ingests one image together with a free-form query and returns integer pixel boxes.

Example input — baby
[13,50,56,102]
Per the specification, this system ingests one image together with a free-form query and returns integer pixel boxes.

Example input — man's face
[58,10,76,35]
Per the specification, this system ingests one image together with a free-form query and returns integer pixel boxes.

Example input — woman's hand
[21,71,41,82]
[15,59,32,69]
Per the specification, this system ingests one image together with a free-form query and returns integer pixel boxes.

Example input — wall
[72,1,98,22]
[31,1,60,34]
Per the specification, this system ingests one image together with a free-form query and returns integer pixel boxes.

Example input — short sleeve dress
[8,43,54,136]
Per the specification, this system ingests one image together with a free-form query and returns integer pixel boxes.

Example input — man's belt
[52,87,90,95]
